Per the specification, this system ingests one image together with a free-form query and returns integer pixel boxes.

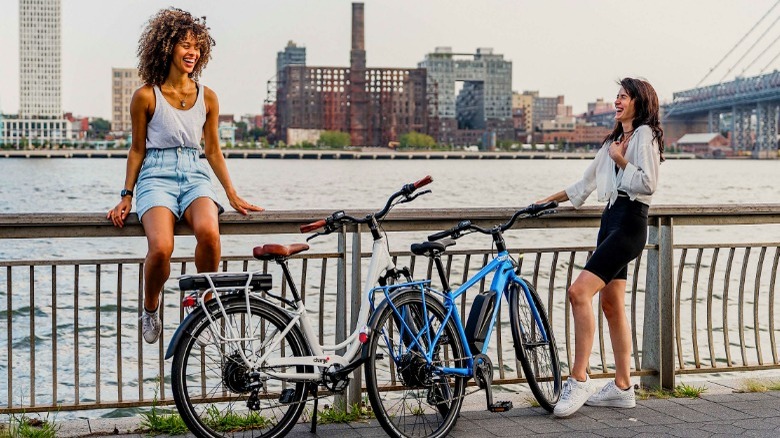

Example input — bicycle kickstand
[310,383,318,433]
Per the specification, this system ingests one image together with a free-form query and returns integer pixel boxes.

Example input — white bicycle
[167,177,433,438]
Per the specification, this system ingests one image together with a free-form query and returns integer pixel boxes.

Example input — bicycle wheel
[509,280,561,412]
[171,295,309,438]
[364,289,466,438]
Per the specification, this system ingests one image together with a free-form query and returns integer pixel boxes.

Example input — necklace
[165,83,191,108]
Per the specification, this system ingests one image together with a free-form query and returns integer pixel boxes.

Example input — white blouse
[565,125,661,208]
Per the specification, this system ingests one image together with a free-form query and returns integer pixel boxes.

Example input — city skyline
[0,0,778,119]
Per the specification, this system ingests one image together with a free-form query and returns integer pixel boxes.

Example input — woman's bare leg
[182,197,221,273]
[567,270,606,381]
[141,207,176,312]
[600,279,632,389]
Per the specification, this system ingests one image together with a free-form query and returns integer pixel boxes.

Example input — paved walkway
[43,378,780,437]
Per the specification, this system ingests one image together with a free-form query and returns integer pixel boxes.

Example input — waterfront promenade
[51,378,780,437]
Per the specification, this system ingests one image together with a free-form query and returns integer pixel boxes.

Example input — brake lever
[398,189,432,204]
[528,209,558,219]
[306,232,324,242]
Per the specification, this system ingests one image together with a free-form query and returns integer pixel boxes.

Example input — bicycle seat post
[276,257,302,303]
[433,254,451,292]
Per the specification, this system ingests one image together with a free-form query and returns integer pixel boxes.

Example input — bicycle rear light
[359,325,371,344]
[182,293,197,309]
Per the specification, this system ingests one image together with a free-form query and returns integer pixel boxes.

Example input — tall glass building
[19,0,62,118]
[2,0,72,147]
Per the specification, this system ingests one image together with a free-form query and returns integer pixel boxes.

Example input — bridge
[663,1,780,157]
[664,71,780,155]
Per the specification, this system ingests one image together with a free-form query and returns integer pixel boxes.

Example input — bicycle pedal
[488,401,513,413]
[279,388,297,404]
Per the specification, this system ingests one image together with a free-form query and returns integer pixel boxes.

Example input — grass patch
[738,379,780,393]
[636,386,672,400]
[140,400,188,435]
[524,396,541,407]
[636,383,707,400]
[0,414,58,438]
[673,382,707,398]
[317,401,374,424]
[204,405,273,432]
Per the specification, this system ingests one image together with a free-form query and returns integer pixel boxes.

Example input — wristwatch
[120,189,134,198]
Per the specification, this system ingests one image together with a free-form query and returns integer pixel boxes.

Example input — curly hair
[604,77,665,162]
[136,8,215,85]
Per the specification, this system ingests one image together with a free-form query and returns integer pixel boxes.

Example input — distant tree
[318,131,351,148]
[234,121,247,141]
[248,127,267,141]
[399,131,436,149]
[89,118,111,139]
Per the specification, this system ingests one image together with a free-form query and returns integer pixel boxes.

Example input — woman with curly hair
[538,78,664,417]
[108,8,262,343]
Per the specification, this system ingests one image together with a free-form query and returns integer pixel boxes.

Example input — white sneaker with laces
[141,309,162,344]
[553,376,595,417]
[586,380,636,408]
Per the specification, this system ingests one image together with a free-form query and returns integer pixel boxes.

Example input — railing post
[641,216,676,389]
[334,227,348,409]
[348,225,363,410]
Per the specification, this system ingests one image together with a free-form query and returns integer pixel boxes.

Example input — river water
[1,157,778,259]
[0,157,778,418]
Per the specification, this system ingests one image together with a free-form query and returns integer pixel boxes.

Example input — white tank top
[146,83,206,151]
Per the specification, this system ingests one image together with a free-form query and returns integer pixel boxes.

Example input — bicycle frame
[381,249,550,378]
[180,234,398,383]
[261,235,395,380]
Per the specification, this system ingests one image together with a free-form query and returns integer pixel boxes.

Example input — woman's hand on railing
[107,198,132,228]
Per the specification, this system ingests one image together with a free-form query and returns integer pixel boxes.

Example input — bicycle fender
[165,311,199,360]
[164,295,288,360]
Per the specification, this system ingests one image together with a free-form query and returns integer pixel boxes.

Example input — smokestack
[351,3,364,52]
[349,2,367,146]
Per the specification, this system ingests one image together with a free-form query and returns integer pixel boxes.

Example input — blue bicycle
[363,202,562,437]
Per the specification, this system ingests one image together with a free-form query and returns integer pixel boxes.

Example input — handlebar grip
[427,228,452,242]
[428,220,471,241]
[300,219,326,233]
[413,175,433,189]
[527,201,558,215]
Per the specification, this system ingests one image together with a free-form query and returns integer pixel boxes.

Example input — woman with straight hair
[538,77,664,417]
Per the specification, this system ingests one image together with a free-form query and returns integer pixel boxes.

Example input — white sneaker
[586,380,636,408]
[553,376,595,417]
[141,309,162,344]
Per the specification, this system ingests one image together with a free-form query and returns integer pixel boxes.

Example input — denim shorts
[135,147,224,222]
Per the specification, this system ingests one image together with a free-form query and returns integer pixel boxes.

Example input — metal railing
[1,205,779,414]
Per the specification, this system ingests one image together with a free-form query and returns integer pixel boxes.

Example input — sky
[0,0,778,119]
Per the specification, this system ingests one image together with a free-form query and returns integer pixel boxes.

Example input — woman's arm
[202,86,263,215]
[538,190,569,204]
[108,86,153,227]
[557,145,607,208]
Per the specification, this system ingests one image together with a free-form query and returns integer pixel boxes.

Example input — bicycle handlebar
[301,176,433,238]
[427,220,472,242]
[427,201,558,242]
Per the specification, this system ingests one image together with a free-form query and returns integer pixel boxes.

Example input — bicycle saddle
[410,239,455,257]
[253,243,310,260]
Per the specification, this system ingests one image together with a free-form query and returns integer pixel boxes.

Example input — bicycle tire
[364,289,466,438]
[171,295,309,438]
[509,280,562,412]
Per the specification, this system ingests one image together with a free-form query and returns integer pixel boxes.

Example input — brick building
[274,3,428,147]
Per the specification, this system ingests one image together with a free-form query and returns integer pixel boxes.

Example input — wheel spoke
[366,291,465,437]
[171,297,308,437]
